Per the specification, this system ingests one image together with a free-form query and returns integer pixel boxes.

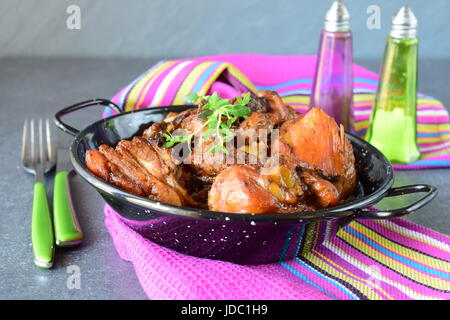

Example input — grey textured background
[1,0,450,59]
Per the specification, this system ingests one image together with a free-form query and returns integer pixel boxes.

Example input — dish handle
[54,99,122,136]
[340,184,438,227]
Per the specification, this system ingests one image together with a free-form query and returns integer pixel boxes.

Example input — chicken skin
[281,107,356,202]
[85,139,189,206]
[208,165,279,213]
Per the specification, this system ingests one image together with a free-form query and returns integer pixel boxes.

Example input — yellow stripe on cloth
[417,123,450,132]
[225,64,259,94]
[173,62,216,104]
[281,95,310,105]
[124,61,175,111]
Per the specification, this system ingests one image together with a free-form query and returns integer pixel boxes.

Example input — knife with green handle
[32,181,55,268]
[53,148,83,247]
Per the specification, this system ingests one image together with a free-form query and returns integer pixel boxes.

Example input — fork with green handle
[53,142,83,247]
[22,119,56,268]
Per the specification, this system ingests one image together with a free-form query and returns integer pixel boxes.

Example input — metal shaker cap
[324,0,350,32]
[390,5,417,38]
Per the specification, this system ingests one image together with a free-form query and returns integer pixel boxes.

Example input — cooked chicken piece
[163,112,181,123]
[281,107,356,202]
[257,90,299,123]
[240,113,277,131]
[117,137,196,205]
[117,137,166,181]
[302,172,339,207]
[85,143,185,206]
[143,108,199,145]
[109,163,146,197]
[260,155,305,203]
[208,160,308,214]
[85,150,109,181]
[282,108,345,176]
[146,178,184,206]
[185,132,266,183]
[100,144,154,195]
[246,95,271,113]
[85,149,146,196]
[185,93,297,179]
[208,165,279,213]
[143,103,228,182]
[186,144,231,181]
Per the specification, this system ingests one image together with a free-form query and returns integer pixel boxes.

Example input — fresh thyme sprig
[162,92,251,154]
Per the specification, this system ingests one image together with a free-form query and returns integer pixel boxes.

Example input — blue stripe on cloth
[265,89,312,96]
[292,258,359,300]
[256,79,312,91]
[353,88,376,94]
[255,77,378,91]
[353,77,378,85]
[355,129,367,137]
[408,160,450,166]
[418,131,450,138]
[191,62,222,93]
[280,261,339,299]
[293,227,305,257]
[279,227,295,261]
[255,88,376,96]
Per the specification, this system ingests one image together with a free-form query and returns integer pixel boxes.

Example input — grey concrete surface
[1,0,450,60]
[0,58,449,300]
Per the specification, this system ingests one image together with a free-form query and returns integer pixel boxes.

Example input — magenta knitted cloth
[105,205,331,300]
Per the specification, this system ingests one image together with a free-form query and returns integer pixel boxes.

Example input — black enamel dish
[55,99,438,264]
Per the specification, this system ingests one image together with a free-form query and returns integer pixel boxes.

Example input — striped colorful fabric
[109,54,450,169]
[288,218,450,299]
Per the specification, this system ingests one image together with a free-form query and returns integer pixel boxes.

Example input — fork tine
[22,120,29,164]
[45,119,56,163]
[30,119,36,163]
[39,119,46,163]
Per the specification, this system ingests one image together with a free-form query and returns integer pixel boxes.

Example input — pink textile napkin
[105,205,331,300]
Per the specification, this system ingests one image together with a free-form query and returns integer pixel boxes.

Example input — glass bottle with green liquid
[365,6,420,164]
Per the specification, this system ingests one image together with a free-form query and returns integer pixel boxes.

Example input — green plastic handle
[53,171,83,247]
[32,182,54,268]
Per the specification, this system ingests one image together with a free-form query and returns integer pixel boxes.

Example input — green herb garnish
[162,92,251,154]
